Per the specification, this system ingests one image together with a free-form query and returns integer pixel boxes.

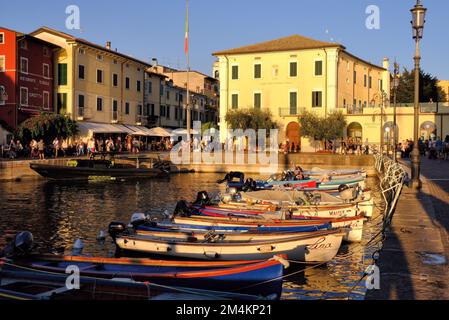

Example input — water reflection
[0,174,381,300]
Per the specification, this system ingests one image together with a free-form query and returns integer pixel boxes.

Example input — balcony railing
[279,108,302,117]
[346,105,364,115]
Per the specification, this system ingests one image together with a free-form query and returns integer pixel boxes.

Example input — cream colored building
[439,80,449,102]
[31,27,149,137]
[213,34,449,150]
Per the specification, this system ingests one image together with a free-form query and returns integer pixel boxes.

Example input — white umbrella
[147,127,173,137]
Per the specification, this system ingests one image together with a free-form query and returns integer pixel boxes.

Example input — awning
[124,125,151,137]
[146,127,173,137]
[78,122,129,137]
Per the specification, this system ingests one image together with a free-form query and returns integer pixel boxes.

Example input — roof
[145,69,168,79]
[0,26,59,48]
[340,50,386,71]
[212,34,345,56]
[30,26,150,67]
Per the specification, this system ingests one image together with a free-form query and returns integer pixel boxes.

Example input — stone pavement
[366,157,449,300]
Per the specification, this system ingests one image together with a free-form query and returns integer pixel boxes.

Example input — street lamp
[410,0,427,190]
[385,126,391,156]
[393,62,400,162]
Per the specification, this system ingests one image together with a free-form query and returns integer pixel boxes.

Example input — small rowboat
[172,215,365,243]
[114,230,345,263]
[1,255,286,298]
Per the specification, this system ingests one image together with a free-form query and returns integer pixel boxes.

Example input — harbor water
[0,173,383,300]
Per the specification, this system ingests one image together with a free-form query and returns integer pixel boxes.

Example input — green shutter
[254,93,261,109]
[315,61,323,76]
[290,62,297,77]
[58,64,67,86]
[290,92,297,115]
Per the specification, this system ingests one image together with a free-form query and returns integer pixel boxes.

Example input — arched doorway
[420,121,437,140]
[347,122,363,139]
[286,122,301,151]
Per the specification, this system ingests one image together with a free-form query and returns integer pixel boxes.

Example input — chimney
[106,41,111,50]
[383,57,390,70]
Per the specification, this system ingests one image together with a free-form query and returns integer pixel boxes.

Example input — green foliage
[396,68,446,103]
[299,110,347,145]
[15,113,79,144]
[225,108,279,131]
[201,122,218,133]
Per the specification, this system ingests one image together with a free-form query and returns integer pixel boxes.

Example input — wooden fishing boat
[0,255,286,298]
[30,153,170,181]
[114,230,345,263]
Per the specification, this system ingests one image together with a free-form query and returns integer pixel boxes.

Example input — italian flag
[185,0,189,55]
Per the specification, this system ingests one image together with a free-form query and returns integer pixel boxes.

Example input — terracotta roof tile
[213,34,344,56]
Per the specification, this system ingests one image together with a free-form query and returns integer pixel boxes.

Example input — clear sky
[1,0,448,79]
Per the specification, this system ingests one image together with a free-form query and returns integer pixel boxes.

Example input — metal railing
[279,108,302,117]
[374,153,408,226]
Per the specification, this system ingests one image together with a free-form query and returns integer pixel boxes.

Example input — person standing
[53,138,59,158]
[38,139,45,160]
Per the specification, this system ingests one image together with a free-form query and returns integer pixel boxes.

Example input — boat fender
[72,239,84,256]
[272,255,290,269]
[204,251,219,259]
[97,230,106,242]
[258,245,275,253]
[130,213,148,225]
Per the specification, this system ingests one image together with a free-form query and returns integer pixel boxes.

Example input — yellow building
[30,27,149,138]
[213,35,393,150]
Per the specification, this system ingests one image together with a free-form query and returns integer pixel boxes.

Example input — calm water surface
[0,173,382,300]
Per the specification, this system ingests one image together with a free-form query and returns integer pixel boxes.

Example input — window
[369,76,372,89]
[43,63,51,79]
[20,87,28,106]
[113,74,118,87]
[96,69,103,83]
[137,80,141,92]
[125,102,130,115]
[150,104,155,116]
[312,91,323,108]
[315,61,323,76]
[231,94,239,109]
[20,40,27,49]
[96,54,103,61]
[167,90,170,100]
[112,100,118,120]
[364,75,367,87]
[353,71,357,84]
[148,82,152,94]
[57,93,67,114]
[254,93,261,109]
[126,77,130,89]
[58,64,67,85]
[78,65,85,80]
[0,33,4,44]
[160,105,166,117]
[0,56,5,72]
[43,91,50,110]
[137,104,143,116]
[113,60,117,65]
[78,94,85,115]
[289,91,297,115]
[43,47,49,57]
[254,64,261,79]
[20,57,28,74]
[290,62,298,77]
[231,65,239,80]
[379,79,383,90]
[166,106,170,119]
[78,48,85,55]
[97,97,103,111]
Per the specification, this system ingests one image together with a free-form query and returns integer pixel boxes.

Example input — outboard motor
[0,231,34,258]
[194,191,211,207]
[174,200,193,217]
[108,222,128,240]
[338,184,357,201]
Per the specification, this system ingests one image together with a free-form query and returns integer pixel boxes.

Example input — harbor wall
[0,153,375,182]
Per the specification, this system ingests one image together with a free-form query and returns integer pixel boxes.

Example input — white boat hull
[115,232,345,263]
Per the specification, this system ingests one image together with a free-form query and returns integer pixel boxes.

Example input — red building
[0,27,58,138]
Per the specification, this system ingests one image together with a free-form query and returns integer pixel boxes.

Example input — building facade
[213,34,393,150]
[0,27,57,142]
[30,27,148,129]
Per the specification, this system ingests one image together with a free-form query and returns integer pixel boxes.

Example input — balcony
[279,108,302,117]
[346,105,364,115]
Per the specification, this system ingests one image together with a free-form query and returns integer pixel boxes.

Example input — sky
[1,0,448,79]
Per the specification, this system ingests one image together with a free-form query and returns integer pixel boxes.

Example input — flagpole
[185,0,191,143]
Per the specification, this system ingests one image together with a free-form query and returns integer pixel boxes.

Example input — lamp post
[410,0,427,190]
[371,91,388,155]
[385,126,391,156]
[393,62,400,162]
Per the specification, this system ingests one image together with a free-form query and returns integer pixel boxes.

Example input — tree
[395,68,446,103]
[225,108,279,131]
[299,110,347,150]
[15,113,79,144]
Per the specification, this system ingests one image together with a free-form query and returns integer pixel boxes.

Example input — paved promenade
[366,157,449,300]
